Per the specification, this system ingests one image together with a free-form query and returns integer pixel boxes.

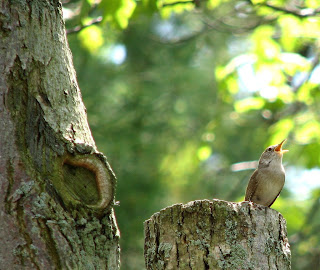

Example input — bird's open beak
[275,139,289,154]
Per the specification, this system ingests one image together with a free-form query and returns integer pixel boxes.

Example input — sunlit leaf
[270,118,294,145]
[297,83,313,104]
[250,0,264,4]
[296,120,320,144]
[221,54,257,78]
[99,0,136,29]
[78,25,104,53]
[279,53,310,76]
[255,63,285,86]
[160,0,194,18]
[277,85,295,103]
[278,15,302,51]
[306,0,320,8]
[234,97,265,113]
[301,18,320,39]
[197,145,212,161]
[252,25,280,61]
[207,0,221,9]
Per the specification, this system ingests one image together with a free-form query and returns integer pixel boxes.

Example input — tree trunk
[0,1,120,269]
[144,199,291,270]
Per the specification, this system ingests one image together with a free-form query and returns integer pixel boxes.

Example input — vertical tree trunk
[0,1,120,269]
[144,199,291,270]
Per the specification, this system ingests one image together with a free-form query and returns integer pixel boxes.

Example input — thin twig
[292,53,320,93]
[66,16,103,35]
[263,3,320,18]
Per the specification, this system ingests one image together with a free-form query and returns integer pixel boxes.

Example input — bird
[245,139,288,207]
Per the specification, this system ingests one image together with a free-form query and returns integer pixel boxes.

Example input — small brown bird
[245,139,288,207]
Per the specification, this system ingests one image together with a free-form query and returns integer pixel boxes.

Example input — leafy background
[64,0,320,269]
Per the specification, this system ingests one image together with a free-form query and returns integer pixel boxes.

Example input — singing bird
[245,139,288,207]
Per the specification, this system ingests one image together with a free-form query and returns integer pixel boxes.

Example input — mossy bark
[144,199,291,270]
[0,0,120,269]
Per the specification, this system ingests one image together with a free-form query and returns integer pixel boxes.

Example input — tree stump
[144,199,291,270]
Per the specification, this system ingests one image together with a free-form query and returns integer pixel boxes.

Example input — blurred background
[63,0,320,269]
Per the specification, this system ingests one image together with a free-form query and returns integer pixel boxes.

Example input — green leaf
[216,54,257,79]
[99,0,136,29]
[234,97,265,113]
[207,0,221,9]
[197,145,212,161]
[297,83,313,104]
[140,0,159,14]
[277,85,294,103]
[78,25,104,53]
[160,0,194,18]
[250,0,264,3]
[252,25,280,61]
[255,63,285,86]
[270,118,294,144]
[278,15,302,51]
[279,53,310,76]
[296,119,320,144]
[306,0,320,8]
[79,0,93,22]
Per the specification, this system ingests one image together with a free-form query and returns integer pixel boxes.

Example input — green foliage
[99,0,136,28]
[160,1,195,18]
[78,25,104,53]
[272,196,306,234]
[234,97,265,113]
[66,0,320,269]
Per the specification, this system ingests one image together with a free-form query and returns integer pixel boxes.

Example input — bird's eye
[267,147,272,151]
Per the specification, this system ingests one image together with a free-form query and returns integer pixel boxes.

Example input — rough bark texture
[144,199,291,270]
[0,0,120,269]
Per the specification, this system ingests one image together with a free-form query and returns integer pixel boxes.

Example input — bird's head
[259,139,289,167]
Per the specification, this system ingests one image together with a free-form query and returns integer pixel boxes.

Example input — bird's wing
[267,191,281,207]
[245,169,259,201]
[268,174,285,207]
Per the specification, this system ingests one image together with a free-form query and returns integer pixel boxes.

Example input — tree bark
[144,199,291,270]
[0,1,119,269]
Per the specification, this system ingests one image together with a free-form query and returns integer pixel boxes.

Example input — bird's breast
[251,168,285,207]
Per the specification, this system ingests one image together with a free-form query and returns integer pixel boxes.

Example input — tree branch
[264,3,320,17]
[162,0,194,7]
[292,53,320,93]
[248,0,320,18]
[66,16,103,35]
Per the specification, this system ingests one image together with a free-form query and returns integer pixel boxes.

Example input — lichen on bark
[144,199,291,270]
[0,0,120,268]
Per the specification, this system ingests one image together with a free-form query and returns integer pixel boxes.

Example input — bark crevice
[0,1,120,268]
